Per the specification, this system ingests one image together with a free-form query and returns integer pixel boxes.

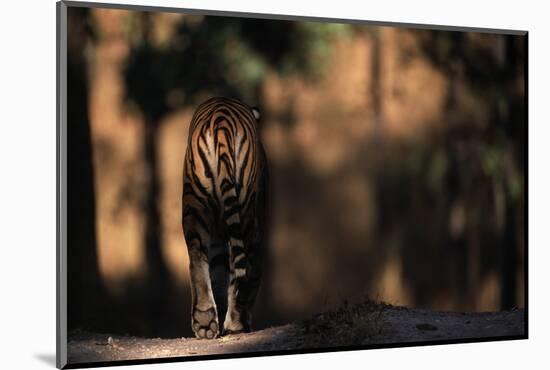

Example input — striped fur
[182,97,268,339]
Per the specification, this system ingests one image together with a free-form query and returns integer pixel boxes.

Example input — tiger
[182,97,268,339]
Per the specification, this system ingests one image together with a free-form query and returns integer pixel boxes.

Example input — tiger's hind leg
[208,242,229,330]
[222,172,267,335]
[187,247,220,339]
[223,238,263,335]
[183,205,220,339]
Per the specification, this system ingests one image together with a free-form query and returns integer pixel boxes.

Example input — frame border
[56,1,529,369]
[57,1,68,369]
[62,0,527,35]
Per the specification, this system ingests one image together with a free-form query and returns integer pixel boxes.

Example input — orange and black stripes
[182,97,268,338]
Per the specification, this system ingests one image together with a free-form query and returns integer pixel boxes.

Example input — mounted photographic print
[57,0,527,368]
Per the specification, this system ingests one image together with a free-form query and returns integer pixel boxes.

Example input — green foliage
[120,12,353,117]
[285,22,353,78]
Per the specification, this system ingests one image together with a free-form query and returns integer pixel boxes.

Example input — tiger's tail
[222,176,247,282]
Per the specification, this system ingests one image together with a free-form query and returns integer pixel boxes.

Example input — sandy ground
[67,304,525,366]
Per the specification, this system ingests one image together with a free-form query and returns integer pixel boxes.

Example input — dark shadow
[65,7,188,340]
[373,30,527,311]
[66,6,108,330]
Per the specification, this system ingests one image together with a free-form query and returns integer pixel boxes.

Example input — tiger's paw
[192,307,219,339]
[223,314,250,335]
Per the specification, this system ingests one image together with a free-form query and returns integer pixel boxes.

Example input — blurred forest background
[67,6,526,338]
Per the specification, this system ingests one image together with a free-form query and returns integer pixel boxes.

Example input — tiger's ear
[251,107,261,122]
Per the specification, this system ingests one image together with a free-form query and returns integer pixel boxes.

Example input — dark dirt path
[68,303,525,365]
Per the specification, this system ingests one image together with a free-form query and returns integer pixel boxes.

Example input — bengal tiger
[182,97,268,339]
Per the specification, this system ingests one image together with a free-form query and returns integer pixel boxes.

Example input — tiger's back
[182,97,268,339]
